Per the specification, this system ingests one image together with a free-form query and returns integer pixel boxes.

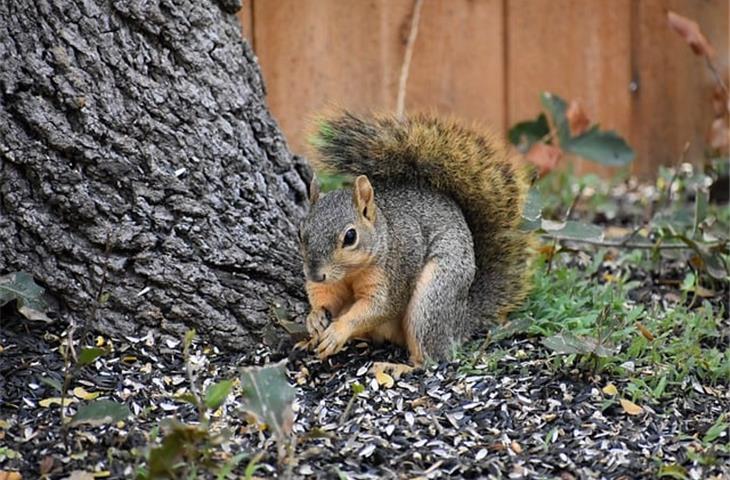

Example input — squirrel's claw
[306,309,330,338]
[316,321,350,359]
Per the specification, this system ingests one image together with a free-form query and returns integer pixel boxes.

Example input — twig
[60,319,77,449]
[547,186,584,273]
[395,0,424,118]
[542,235,723,250]
[705,56,729,97]
[81,232,113,345]
[660,141,691,212]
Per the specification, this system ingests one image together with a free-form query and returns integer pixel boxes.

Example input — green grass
[511,253,729,401]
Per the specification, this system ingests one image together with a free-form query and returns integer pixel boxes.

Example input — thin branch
[395,0,424,118]
[705,56,729,97]
[543,235,722,250]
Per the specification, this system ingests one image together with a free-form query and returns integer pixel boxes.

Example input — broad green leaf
[240,360,295,437]
[491,317,532,343]
[540,92,570,146]
[0,271,49,321]
[205,379,234,410]
[564,126,634,166]
[542,332,617,357]
[508,113,550,151]
[77,347,106,366]
[70,400,131,426]
[520,188,543,231]
[657,463,688,479]
[541,219,604,242]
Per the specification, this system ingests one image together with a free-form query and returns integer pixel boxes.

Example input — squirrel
[298,111,534,366]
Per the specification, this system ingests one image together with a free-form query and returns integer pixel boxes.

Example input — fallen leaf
[39,456,54,475]
[374,370,394,389]
[708,116,729,151]
[39,397,77,408]
[525,143,563,177]
[620,398,643,415]
[636,323,655,341]
[667,11,715,57]
[602,384,618,396]
[566,100,590,137]
[73,387,100,401]
[64,472,94,480]
[0,472,22,480]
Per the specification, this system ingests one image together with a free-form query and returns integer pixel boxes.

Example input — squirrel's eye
[342,228,357,247]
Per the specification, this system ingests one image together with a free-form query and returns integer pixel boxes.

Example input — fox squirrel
[298,112,533,366]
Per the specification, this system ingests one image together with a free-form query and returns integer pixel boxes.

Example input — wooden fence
[238,0,729,177]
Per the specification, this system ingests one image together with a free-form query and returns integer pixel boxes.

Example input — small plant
[135,330,296,479]
[509,92,634,176]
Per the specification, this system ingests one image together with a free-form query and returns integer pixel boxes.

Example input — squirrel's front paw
[317,320,352,359]
[306,308,331,340]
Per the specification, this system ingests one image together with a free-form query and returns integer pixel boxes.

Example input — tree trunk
[0,0,311,349]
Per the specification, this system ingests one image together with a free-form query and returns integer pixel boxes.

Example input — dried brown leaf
[620,398,643,416]
[525,143,563,177]
[707,117,729,151]
[635,322,655,341]
[667,11,715,57]
[566,100,590,137]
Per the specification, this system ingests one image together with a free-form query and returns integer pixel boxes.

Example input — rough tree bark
[0,0,311,349]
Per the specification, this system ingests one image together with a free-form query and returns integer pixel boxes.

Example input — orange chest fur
[306,265,384,313]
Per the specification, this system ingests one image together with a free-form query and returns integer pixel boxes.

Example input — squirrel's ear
[353,175,376,222]
[309,177,320,205]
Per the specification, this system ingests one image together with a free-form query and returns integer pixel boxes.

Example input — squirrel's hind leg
[403,246,476,362]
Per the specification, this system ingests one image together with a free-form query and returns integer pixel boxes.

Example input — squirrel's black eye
[343,228,357,247]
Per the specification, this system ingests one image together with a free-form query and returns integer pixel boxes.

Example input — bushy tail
[310,111,533,324]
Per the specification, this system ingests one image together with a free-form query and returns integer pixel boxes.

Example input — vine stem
[395,0,424,118]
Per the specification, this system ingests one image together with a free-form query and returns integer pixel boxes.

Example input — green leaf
[541,219,604,242]
[216,452,247,480]
[693,187,709,238]
[240,360,295,437]
[77,347,106,366]
[564,126,634,166]
[205,379,234,411]
[542,332,617,357]
[351,382,365,395]
[508,113,550,151]
[244,452,264,480]
[39,376,62,393]
[703,415,728,444]
[657,463,688,479]
[0,271,49,321]
[540,92,570,146]
[520,188,543,231]
[183,329,196,351]
[70,400,131,426]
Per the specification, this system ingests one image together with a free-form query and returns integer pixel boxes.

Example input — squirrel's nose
[308,272,326,283]
[305,264,327,283]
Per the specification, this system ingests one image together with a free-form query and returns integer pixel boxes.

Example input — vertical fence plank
[252,0,412,156]
[407,0,505,131]
[506,0,633,176]
[236,0,253,47]
[630,0,729,178]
